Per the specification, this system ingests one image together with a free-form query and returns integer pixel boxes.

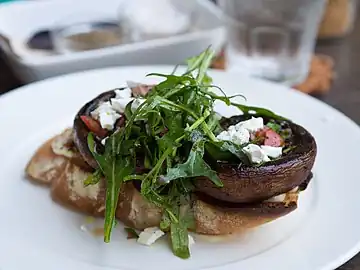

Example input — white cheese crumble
[137,227,165,246]
[216,126,250,145]
[216,117,264,145]
[243,144,270,164]
[90,101,112,119]
[115,88,132,99]
[216,117,286,164]
[236,117,264,133]
[111,97,133,113]
[99,111,121,130]
[261,145,282,158]
[91,101,121,131]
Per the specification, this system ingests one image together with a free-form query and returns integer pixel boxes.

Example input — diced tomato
[255,127,268,139]
[80,115,108,138]
[263,128,284,147]
[253,127,284,147]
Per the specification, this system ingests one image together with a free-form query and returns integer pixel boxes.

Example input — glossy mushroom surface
[194,115,317,203]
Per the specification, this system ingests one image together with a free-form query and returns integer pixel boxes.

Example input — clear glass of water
[219,0,327,85]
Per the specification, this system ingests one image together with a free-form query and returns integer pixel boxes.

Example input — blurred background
[0,0,359,118]
[0,0,359,268]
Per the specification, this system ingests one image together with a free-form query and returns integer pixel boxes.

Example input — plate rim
[1,65,360,270]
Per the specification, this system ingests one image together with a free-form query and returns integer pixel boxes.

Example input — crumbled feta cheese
[261,145,282,158]
[99,111,121,130]
[137,227,165,246]
[228,125,237,132]
[131,98,146,112]
[236,117,264,133]
[115,88,132,99]
[229,126,250,145]
[243,144,270,164]
[111,97,133,113]
[216,130,231,141]
[90,101,113,120]
[217,125,250,145]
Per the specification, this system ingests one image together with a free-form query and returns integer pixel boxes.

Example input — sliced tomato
[80,115,108,138]
[263,128,284,147]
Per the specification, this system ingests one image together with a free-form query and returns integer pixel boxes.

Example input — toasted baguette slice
[27,131,301,235]
[116,182,162,230]
[193,193,297,235]
[117,183,298,235]
[50,161,106,217]
[25,136,67,185]
[51,128,93,171]
[49,162,162,228]
[26,129,92,186]
[42,157,299,235]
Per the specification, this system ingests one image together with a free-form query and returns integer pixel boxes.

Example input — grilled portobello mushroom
[73,92,316,205]
[195,115,317,203]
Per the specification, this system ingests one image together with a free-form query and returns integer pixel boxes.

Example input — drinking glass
[219,0,327,85]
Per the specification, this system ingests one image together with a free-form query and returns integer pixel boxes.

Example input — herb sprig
[86,47,286,258]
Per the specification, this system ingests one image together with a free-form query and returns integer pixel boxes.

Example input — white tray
[0,0,225,82]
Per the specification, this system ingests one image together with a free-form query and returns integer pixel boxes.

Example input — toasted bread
[50,161,106,217]
[117,182,298,235]
[26,130,302,235]
[25,136,67,185]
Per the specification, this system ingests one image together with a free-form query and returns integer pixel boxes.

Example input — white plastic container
[0,0,225,82]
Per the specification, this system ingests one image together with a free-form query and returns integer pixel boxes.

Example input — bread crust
[116,182,162,230]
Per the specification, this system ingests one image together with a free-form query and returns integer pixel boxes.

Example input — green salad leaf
[161,140,222,186]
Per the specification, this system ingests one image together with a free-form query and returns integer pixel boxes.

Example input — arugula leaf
[161,140,223,187]
[170,222,190,259]
[205,140,250,165]
[232,103,288,121]
[102,156,134,242]
[88,133,135,242]
[160,212,171,231]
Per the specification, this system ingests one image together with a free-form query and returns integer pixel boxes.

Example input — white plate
[0,66,359,270]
